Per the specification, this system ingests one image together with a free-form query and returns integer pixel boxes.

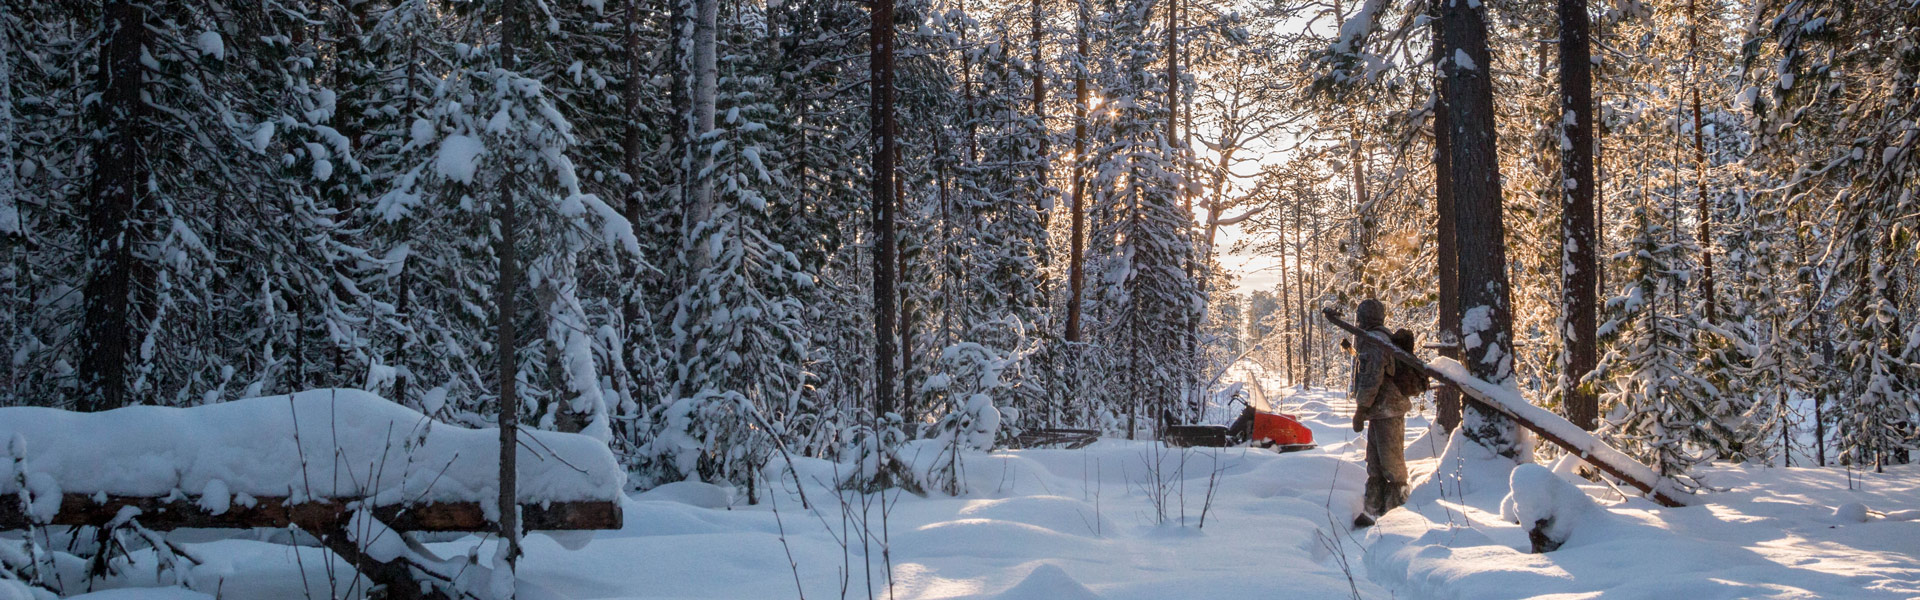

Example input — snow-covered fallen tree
[0,388,624,519]
[1425,358,1693,507]
[0,389,625,600]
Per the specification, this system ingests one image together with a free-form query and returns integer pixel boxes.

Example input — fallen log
[0,493,620,532]
[1006,427,1101,450]
[0,390,628,598]
[1323,307,1691,508]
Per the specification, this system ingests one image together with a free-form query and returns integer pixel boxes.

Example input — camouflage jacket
[1350,329,1412,421]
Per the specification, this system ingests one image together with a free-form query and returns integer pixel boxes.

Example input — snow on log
[1425,357,1691,507]
[0,389,624,530]
[1322,308,1692,507]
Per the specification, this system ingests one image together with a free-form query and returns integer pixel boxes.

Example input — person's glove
[1352,418,1366,433]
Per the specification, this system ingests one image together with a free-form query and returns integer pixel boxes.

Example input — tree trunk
[497,0,526,579]
[1428,0,1463,434]
[684,0,719,279]
[77,0,149,412]
[1440,0,1522,458]
[619,0,651,405]
[1688,0,1715,323]
[1306,204,1322,387]
[1169,0,1197,412]
[871,0,899,419]
[1065,0,1090,343]
[1165,0,1178,149]
[0,15,13,237]
[1279,217,1296,384]
[1032,0,1049,214]
[962,3,977,163]
[1558,0,1599,431]
[621,0,646,229]
[899,143,915,423]
[1,5,17,397]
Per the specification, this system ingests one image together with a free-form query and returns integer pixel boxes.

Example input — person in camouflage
[1349,299,1411,528]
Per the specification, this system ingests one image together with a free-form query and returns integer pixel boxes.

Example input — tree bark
[619,0,652,407]
[1440,0,1522,458]
[1032,0,1049,214]
[1558,0,1599,431]
[497,0,526,576]
[1065,0,1090,343]
[1688,0,1715,323]
[1430,1,1461,433]
[871,0,899,419]
[1170,0,1198,412]
[683,0,719,280]
[621,0,648,233]
[77,0,149,412]
[1305,203,1322,387]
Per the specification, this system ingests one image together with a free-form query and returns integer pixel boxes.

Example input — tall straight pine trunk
[1430,1,1462,432]
[1065,0,1090,343]
[497,0,526,578]
[1440,0,1523,459]
[1687,0,1716,322]
[77,0,148,412]
[1558,0,1600,430]
[871,0,899,420]
[1031,0,1049,215]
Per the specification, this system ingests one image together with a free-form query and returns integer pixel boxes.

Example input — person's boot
[1352,512,1376,529]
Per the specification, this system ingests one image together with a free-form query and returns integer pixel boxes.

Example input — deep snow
[1371,425,1920,599]
[7,373,1920,599]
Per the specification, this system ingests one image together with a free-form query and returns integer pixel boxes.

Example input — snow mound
[1405,424,1448,461]
[1408,428,1516,505]
[0,389,623,518]
[1832,502,1870,523]
[993,564,1102,600]
[635,480,734,509]
[1501,463,1609,552]
[894,519,1092,560]
[955,495,1112,537]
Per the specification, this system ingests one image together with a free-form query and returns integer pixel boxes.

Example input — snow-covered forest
[1,0,1917,597]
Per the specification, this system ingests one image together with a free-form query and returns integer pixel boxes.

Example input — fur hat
[1357,299,1386,329]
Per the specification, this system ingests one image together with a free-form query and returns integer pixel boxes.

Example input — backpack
[1385,328,1429,395]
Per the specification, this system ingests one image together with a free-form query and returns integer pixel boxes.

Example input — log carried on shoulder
[1323,307,1691,508]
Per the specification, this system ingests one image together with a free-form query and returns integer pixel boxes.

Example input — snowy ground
[100,386,1391,600]
[23,373,1920,599]
[1372,425,1920,599]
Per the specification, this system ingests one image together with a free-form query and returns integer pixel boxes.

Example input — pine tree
[1440,0,1525,459]
[1601,202,1722,487]
[1557,0,1601,431]
[644,4,810,491]
[1090,0,1197,434]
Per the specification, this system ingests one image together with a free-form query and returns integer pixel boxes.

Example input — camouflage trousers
[1364,416,1409,517]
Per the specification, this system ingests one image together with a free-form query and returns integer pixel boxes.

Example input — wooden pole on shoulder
[1323,308,1688,508]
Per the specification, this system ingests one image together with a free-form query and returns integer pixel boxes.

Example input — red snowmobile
[1162,394,1316,452]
